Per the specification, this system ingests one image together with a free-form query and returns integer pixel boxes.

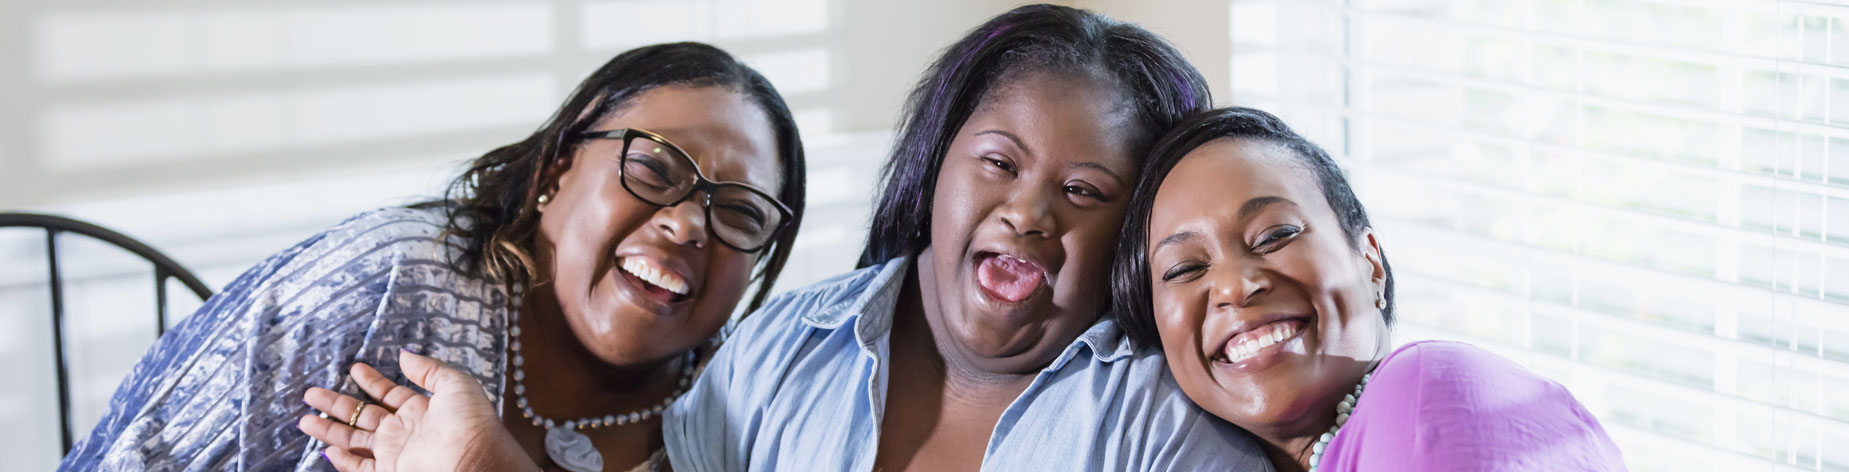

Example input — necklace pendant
[544,426,605,472]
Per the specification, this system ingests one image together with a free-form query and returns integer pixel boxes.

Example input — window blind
[1230,0,1849,470]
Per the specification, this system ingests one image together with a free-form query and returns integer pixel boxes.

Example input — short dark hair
[427,42,806,312]
[1111,107,1396,348]
[857,3,1212,267]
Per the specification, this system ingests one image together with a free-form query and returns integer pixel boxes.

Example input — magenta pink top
[1316,341,1626,471]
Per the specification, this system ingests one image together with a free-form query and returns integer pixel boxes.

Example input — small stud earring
[537,194,550,205]
[1375,291,1387,310]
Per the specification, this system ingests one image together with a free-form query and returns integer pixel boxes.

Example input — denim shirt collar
[798,256,1136,365]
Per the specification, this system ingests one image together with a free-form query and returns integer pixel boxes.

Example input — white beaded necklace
[508,299,696,472]
[1307,373,1371,472]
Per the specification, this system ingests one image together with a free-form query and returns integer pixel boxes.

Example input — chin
[586,331,677,365]
[567,308,660,356]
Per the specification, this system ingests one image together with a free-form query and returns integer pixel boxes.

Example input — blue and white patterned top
[663,257,1272,471]
[59,207,513,472]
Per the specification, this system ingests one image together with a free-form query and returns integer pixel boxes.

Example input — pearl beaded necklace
[509,322,694,429]
[507,297,696,472]
[1307,373,1371,472]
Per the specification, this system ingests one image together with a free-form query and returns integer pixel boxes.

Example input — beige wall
[1077,0,1233,105]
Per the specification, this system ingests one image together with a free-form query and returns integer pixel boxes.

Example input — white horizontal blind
[1230,0,1849,470]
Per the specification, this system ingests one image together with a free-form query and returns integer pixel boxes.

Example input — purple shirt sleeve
[1318,341,1626,471]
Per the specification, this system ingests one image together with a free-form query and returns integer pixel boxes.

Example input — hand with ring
[299,350,538,472]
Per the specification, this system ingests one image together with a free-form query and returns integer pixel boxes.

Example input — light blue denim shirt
[664,256,1270,471]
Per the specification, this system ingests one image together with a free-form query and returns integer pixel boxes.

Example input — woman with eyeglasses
[293,5,1269,472]
[59,42,805,472]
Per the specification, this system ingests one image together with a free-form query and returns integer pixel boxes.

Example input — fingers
[322,445,377,472]
[297,413,375,454]
[305,387,389,432]
[351,362,427,411]
[399,349,484,397]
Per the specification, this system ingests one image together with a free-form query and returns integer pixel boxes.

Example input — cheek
[689,253,757,323]
[1061,210,1126,269]
[1278,239,1367,303]
[1153,289,1220,395]
[930,170,983,234]
[545,185,653,281]
[1151,289,1202,349]
[1287,246,1383,354]
[703,253,757,295]
[926,168,993,269]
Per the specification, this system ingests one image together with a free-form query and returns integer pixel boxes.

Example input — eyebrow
[1155,230,1202,251]
[1071,161,1125,184]
[1152,196,1297,251]
[975,129,1125,182]
[1238,196,1296,223]
[975,129,1030,155]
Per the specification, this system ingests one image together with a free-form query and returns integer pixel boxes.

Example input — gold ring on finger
[346,402,368,427]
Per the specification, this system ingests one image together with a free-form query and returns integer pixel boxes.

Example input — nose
[996,187,1057,238]
[655,192,709,249]
[1211,261,1269,312]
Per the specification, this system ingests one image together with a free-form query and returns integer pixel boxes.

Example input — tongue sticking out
[977,255,1045,303]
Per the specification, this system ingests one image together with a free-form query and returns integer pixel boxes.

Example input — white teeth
[1228,341,1253,363]
[620,257,689,295]
[1221,321,1301,364]
[995,254,1047,279]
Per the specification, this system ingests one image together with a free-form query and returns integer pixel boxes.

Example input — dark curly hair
[1111,107,1395,348]
[419,42,806,312]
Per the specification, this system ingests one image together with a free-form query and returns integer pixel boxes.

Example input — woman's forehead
[1166,139,1312,197]
[963,73,1140,169]
[1150,139,1323,230]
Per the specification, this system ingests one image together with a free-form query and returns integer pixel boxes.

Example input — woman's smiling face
[921,72,1139,374]
[1144,138,1387,437]
[537,84,783,366]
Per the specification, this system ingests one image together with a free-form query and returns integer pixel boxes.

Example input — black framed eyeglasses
[577,128,792,253]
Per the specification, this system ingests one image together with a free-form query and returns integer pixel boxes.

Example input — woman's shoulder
[693,259,904,390]
[269,207,462,277]
[737,256,907,333]
[1371,340,1551,400]
[60,207,485,470]
[1352,340,1625,469]
[315,206,458,257]
[1376,340,1517,376]
[208,205,479,324]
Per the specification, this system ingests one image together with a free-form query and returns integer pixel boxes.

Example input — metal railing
[0,212,213,454]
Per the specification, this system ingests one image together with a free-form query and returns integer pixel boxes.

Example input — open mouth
[618,256,691,304]
[974,252,1046,304]
[1212,316,1309,365]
